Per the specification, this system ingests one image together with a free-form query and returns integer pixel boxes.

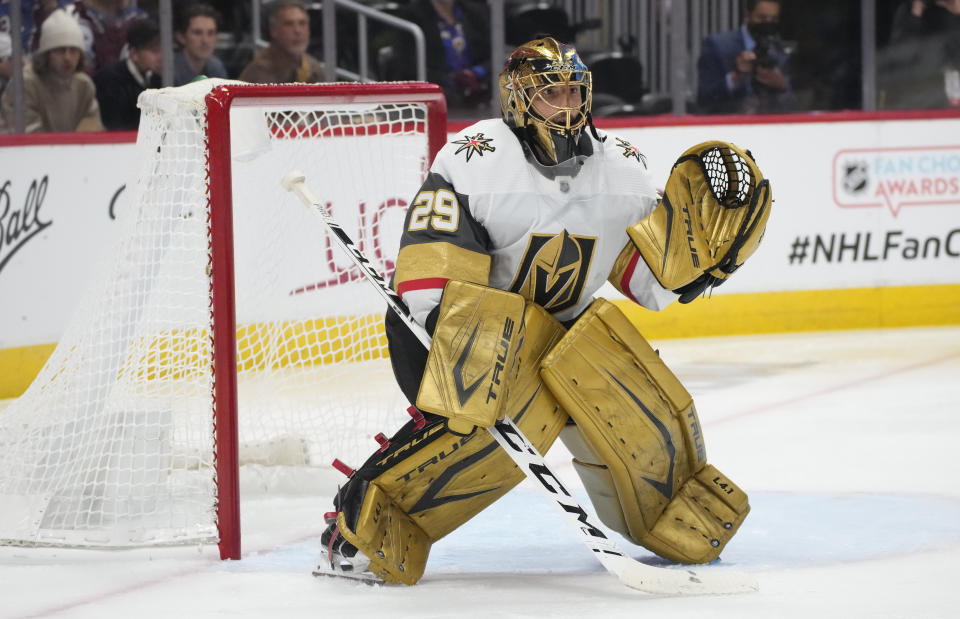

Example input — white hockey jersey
[392,118,677,327]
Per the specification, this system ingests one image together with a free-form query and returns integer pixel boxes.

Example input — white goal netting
[0,80,438,550]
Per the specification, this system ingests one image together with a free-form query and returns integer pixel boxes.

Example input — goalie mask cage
[0,81,446,559]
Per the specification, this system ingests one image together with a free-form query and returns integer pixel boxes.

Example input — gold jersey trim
[394,241,491,289]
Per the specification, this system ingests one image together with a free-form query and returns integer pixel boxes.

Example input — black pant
[384,307,431,406]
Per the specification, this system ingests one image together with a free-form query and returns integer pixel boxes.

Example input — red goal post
[0,81,447,561]
[206,83,446,559]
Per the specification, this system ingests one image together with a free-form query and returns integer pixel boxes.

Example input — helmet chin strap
[586,112,603,142]
[520,109,587,166]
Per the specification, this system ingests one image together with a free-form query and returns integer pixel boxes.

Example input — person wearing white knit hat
[36,9,86,76]
[0,9,103,133]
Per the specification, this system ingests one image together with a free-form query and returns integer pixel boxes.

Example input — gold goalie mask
[498,37,594,165]
[629,141,773,303]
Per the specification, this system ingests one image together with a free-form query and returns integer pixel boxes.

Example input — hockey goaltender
[316,37,773,585]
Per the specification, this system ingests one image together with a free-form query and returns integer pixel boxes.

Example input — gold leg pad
[542,299,749,564]
[375,383,566,543]
[336,482,432,586]
[642,464,750,563]
[335,301,570,586]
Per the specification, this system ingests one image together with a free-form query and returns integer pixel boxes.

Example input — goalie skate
[314,514,383,584]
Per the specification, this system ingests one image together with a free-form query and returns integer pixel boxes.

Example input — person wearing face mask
[696,0,793,114]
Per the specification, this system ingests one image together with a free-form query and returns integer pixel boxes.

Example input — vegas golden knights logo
[508,230,596,313]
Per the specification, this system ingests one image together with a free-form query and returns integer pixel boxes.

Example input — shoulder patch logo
[615,137,647,168]
[453,133,496,162]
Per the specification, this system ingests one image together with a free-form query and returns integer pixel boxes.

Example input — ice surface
[3,326,959,618]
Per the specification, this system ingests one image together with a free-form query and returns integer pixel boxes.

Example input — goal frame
[204,82,446,560]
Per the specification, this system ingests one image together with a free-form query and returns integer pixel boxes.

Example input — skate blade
[313,561,385,585]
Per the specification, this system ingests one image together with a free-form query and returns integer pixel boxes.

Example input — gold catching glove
[628,141,772,303]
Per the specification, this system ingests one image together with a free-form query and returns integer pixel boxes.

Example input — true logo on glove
[681,205,701,268]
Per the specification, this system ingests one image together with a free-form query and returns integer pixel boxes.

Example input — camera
[754,34,780,70]
[750,22,781,70]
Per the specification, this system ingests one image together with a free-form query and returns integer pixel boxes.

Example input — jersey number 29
[407,190,460,233]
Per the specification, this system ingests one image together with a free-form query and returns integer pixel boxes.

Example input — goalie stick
[282,170,757,596]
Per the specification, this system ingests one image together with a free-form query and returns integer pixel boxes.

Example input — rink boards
[0,110,958,397]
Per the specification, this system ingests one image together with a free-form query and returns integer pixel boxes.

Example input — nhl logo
[842,160,869,195]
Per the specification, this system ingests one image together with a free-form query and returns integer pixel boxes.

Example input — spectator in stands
[0,1,62,56]
[238,0,323,84]
[0,32,11,98]
[27,1,71,52]
[696,0,793,114]
[70,0,148,75]
[881,0,960,108]
[0,9,103,133]
[174,2,228,85]
[890,0,960,42]
[27,1,147,75]
[93,17,161,130]
[388,0,490,111]
[0,32,10,132]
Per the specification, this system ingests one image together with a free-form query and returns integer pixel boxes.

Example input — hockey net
[0,81,446,558]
